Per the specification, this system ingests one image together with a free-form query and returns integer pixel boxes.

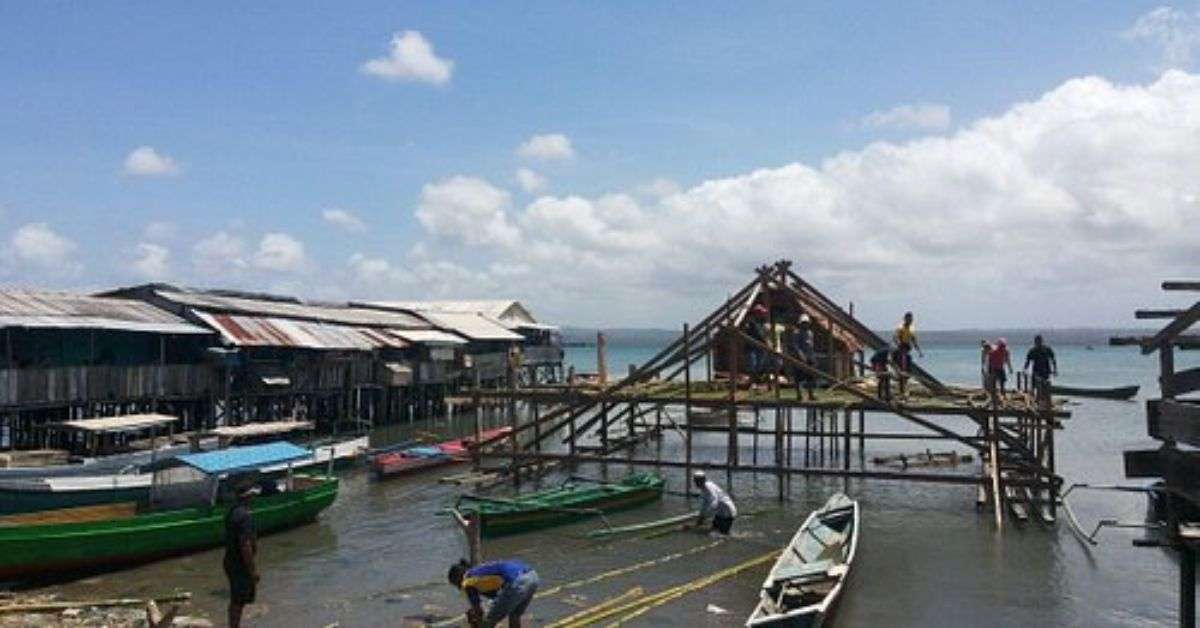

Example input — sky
[1,2,1198,329]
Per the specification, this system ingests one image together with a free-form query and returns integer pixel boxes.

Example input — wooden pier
[468,260,1068,529]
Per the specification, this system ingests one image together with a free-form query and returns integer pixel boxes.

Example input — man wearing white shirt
[693,471,738,535]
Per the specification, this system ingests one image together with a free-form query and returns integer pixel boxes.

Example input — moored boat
[0,442,338,581]
[369,427,510,480]
[1049,383,1139,400]
[0,434,366,515]
[746,493,859,628]
[456,472,665,538]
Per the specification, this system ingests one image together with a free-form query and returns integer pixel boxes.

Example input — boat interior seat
[769,559,835,586]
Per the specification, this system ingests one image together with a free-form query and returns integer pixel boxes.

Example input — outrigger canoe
[369,427,511,480]
[1049,383,1139,400]
[456,472,664,538]
[747,493,859,628]
[0,442,338,582]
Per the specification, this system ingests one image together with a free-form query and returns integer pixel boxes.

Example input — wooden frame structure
[468,260,1067,528]
[1119,279,1200,628]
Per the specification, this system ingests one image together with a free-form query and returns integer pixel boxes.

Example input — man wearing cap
[224,481,260,628]
[986,338,1014,400]
[692,471,738,535]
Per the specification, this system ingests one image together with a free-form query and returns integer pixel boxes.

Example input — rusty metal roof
[0,290,210,334]
[156,290,428,329]
[193,311,409,350]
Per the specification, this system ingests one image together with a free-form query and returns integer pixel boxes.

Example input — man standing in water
[1023,334,1058,406]
[892,312,923,396]
[693,471,738,535]
[448,558,540,628]
[225,481,260,628]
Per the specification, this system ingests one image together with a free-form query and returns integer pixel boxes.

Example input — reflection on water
[36,345,1198,627]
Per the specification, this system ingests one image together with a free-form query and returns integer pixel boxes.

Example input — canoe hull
[462,473,665,538]
[0,477,338,581]
[369,428,510,481]
[1049,384,1139,400]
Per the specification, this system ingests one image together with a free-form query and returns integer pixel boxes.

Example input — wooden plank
[1164,367,1200,397]
[1142,300,1200,355]
[1148,400,1200,447]
[1163,281,1200,291]
[1124,448,1167,478]
[1138,309,1189,319]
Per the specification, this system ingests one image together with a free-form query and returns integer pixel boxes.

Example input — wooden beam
[1148,400,1200,448]
[1163,281,1200,291]
[1164,367,1200,398]
[1138,309,1188,319]
[1110,334,1200,350]
[1142,300,1200,355]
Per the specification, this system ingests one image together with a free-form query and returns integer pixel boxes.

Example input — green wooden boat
[457,473,664,538]
[0,442,338,581]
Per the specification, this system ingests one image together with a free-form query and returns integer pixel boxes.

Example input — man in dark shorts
[869,346,893,401]
[986,338,1013,400]
[790,314,816,401]
[1023,334,1058,406]
[224,481,260,628]
[892,312,923,396]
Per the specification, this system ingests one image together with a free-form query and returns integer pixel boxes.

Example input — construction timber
[467,260,1069,529]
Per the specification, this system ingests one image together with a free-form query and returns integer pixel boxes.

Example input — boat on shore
[0,442,338,581]
[746,492,859,628]
[1049,383,1139,400]
[456,472,665,538]
[368,428,510,480]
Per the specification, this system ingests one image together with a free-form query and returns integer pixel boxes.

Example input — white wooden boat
[0,435,367,515]
[746,493,859,628]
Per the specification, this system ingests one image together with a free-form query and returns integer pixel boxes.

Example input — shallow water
[42,344,1198,627]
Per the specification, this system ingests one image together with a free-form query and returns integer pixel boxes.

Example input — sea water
[42,338,1199,627]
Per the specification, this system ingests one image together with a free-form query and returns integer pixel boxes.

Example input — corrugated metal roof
[193,311,409,350]
[177,441,311,475]
[359,299,538,327]
[416,311,524,341]
[157,290,428,328]
[391,329,468,345]
[0,290,209,334]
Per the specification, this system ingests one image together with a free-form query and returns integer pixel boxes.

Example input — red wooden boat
[369,428,511,480]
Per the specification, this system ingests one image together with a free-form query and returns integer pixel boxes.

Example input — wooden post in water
[843,408,851,471]
[451,510,482,565]
[508,362,519,487]
[683,323,694,500]
[989,399,1004,530]
[472,369,483,472]
[597,332,608,385]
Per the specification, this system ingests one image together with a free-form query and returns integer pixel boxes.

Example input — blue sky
[1,2,1197,328]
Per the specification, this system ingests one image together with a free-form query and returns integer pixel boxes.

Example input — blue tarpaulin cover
[177,441,311,475]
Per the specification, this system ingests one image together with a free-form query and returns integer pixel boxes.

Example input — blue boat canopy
[176,441,311,476]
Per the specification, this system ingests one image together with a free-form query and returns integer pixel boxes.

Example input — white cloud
[398,70,1200,327]
[415,176,521,247]
[130,242,170,279]
[516,133,575,160]
[253,233,307,272]
[123,146,180,176]
[636,178,681,198]
[860,103,951,131]
[191,231,246,275]
[1124,6,1200,70]
[361,30,454,85]
[515,168,547,193]
[7,222,77,271]
[143,221,177,241]
[322,208,366,232]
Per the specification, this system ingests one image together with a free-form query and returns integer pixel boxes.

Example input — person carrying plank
[448,558,540,628]
[790,313,817,401]
[869,345,894,401]
[692,471,738,535]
